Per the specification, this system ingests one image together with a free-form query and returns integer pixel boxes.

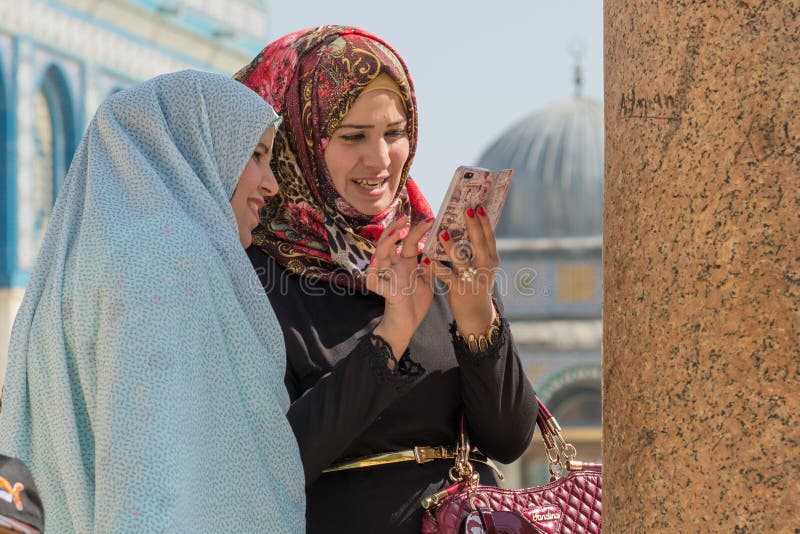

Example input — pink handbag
[420,397,602,533]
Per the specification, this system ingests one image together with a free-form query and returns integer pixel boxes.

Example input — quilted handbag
[420,397,602,533]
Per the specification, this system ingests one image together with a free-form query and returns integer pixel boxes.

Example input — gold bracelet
[455,313,502,353]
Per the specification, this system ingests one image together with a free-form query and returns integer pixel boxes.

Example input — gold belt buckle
[413,445,451,463]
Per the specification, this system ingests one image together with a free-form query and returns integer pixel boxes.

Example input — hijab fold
[236,26,433,288]
[0,70,305,532]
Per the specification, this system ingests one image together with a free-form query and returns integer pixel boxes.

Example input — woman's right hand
[367,216,435,359]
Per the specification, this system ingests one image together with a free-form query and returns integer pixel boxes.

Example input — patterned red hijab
[235,26,433,288]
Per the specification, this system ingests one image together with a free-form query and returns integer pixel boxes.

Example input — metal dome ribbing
[477,96,604,238]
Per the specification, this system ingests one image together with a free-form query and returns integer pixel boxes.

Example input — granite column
[603,2,799,531]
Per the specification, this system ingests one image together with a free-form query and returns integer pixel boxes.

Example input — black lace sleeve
[365,332,426,394]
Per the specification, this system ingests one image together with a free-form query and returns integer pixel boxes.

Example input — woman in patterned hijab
[235,25,434,287]
[0,70,305,532]
[237,27,537,533]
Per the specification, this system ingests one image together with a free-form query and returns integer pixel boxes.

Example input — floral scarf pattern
[235,25,433,288]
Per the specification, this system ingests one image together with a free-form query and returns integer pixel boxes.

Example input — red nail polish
[466,207,475,218]
[422,257,431,265]
[440,230,450,242]
[388,229,396,237]
[425,216,435,223]
[477,206,486,217]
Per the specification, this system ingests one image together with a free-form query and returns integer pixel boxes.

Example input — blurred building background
[0,0,602,487]
[478,65,603,485]
[0,0,272,385]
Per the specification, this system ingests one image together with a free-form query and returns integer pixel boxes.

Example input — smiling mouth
[353,178,387,190]
[247,199,263,220]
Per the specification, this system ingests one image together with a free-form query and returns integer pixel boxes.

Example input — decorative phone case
[423,166,515,262]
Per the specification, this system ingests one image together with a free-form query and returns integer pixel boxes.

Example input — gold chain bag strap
[420,397,602,534]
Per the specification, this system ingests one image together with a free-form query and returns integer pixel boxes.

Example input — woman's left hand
[367,216,436,358]
[427,205,498,336]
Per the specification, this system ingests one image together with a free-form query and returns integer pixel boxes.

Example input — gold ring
[377,268,391,281]
[458,266,477,283]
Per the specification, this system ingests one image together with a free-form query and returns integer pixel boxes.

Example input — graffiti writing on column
[619,86,680,121]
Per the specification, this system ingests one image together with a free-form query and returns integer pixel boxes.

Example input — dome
[477,96,603,238]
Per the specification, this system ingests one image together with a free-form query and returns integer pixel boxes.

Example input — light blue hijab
[0,70,305,532]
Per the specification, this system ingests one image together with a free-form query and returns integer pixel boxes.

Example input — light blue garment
[0,70,305,533]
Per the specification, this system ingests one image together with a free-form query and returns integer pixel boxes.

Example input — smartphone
[422,165,515,262]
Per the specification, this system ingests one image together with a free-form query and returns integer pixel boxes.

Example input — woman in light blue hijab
[0,70,305,532]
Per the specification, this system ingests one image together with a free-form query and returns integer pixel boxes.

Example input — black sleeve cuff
[362,332,426,394]
[449,315,510,366]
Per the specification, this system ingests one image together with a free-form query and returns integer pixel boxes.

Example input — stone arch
[0,54,10,279]
[537,363,601,412]
[18,63,78,270]
[547,378,602,427]
[38,63,77,192]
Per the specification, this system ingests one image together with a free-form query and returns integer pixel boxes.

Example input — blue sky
[266,1,604,209]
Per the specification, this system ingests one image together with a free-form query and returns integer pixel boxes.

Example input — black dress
[248,247,538,533]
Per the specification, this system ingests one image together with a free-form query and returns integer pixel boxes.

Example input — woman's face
[231,126,278,248]
[323,89,409,216]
